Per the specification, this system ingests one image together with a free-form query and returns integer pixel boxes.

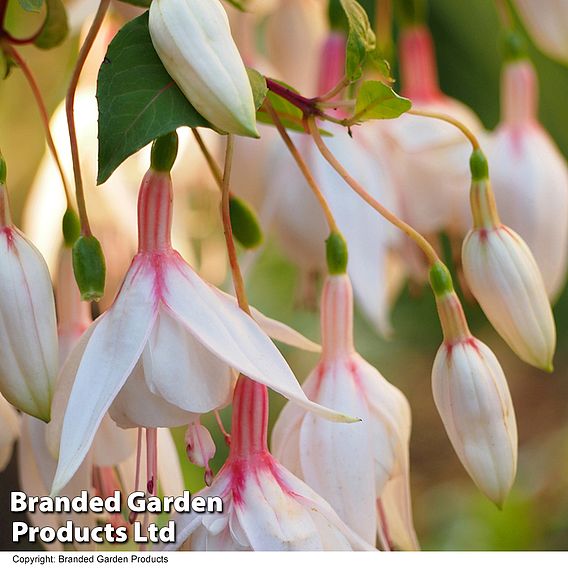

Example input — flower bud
[149,0,259,137]
[229,194,263,249]
[184,420,216,486]
[62,208,80,248]
[432,291,517,507]
[0,164,58,421]
[463,174,556,371]
[72,235,106,302]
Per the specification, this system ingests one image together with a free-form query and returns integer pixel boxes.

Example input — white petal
[162,255,354,422]
[51,260,158,495]
[298,360,377,545]
[143,309,234,413]
[0,394,20,471]
[0,230,58,420]
[91,415,136,467]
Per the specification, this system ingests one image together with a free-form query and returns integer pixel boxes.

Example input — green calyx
[0,151,6,185]
[62,209,81,247]
[502,30,528,62]
[326,231,348,275]
[151,131,179,172]
[470,149,489,181]
[72,235,106,302]
[229,195,263,249]
[429,261,454,297]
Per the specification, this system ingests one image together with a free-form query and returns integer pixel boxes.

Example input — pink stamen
[146,427,158,497]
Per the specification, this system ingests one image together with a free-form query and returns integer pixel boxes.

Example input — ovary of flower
[272,275,419,550]
[164,451,373,550]
[149,0,259,137]
[487,59,568,299]
[0,184,58,422]
[432,331,518,507]
[51,166,349,497]
[462,223,556,371]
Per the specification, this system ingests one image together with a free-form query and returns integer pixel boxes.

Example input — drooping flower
[429,265,517,507]
[52,134,347,496]
[164,377,373,551]
[0,156,58,421]
[272,274,419,550]
[486,57,568,299]
[149,0,259,137]
[383,24,483,236]
[462,152,556,371]
[513,0,568,63]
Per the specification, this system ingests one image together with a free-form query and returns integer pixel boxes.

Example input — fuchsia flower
[384,25,483,236]
[0,160,58,421]
[272,274,418,550]
[486,57,568,298]
[166,378,372,551]
[52,138,347,496]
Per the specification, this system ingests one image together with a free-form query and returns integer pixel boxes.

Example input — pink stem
[321,275,355,359]
[501,60,538,126]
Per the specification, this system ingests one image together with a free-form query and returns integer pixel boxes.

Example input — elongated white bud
[0,179,58,421]
[463,155,556,371]
[430,279,517,507]
[185,419,216,486]
[149,0,259,137]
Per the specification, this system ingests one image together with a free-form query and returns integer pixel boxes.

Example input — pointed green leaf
[96,12,210,184]
[353,80,411,121]
[34,0,68,50]
[247,68,268,110]
[339,0,376,81]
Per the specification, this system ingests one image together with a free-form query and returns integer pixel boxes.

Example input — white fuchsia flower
[165,377,373,551]
[383,25,483,236]
[51,135,347,496]
[462,152,556,371]
[513,0,568,63]
[0,157,58,421]
[149,0,259,137]
[487,57,568,299]
[272,274,418,550]
[429,265,517,507]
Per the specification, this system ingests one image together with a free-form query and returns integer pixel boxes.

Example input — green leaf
[17,0,43,12]
[353,80,411,121]
[247,68,268,110]
[34,0,68,50]
[117,0,152,7]
[96,12,209,184]
[339,0,376,81]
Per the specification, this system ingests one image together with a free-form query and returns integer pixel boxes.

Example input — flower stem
[220,135,251,315]
[317,75,350,102]
[307,115,440,265]
[66,0,110,236]
[4,45,72,208]
[407,108,481,151]
[191,129,223,186]
[265,98,340,234]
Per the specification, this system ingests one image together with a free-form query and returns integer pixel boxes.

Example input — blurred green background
[1,0,568,551]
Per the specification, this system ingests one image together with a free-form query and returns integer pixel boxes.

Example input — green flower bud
[429,261,454,297]
[229,195,263,249]
[470,149,489,181]
[62,209,81,247]
[72,235,106,302]
[326,231,348,275]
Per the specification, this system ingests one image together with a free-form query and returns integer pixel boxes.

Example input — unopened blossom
[264,0,328,96]
[149,0,259,137]
[165,378,373,551]
[0,394,20,471]
[487,57,568,298]
[268,33,403,334]
[462,153,556,371]
[52,135,346,496]
[0,157,58,421]
[273,274,418,550]
[185,419,216,485]
[383,25,483,235]
[513,0,568,63]
[430,266,518,507]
